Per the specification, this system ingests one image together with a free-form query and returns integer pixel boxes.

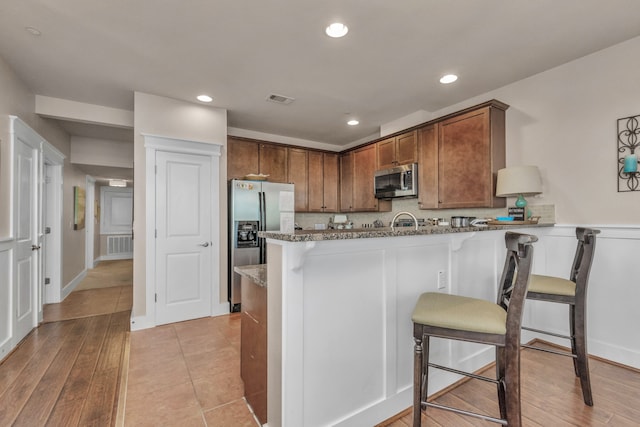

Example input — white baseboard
[213,301,230,316]
[98,253,133,261]
[130,315,155,331]
[590,338,640,370]
[61,269,87,300]
[130,303,231,332]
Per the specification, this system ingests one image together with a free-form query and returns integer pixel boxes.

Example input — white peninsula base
[265,227,553,427]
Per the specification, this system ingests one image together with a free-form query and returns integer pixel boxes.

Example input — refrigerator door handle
[259,191,266,263]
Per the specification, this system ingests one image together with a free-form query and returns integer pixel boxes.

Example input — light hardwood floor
[0,311,129,426]
[380,342,640,426]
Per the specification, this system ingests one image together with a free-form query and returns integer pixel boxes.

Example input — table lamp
[496,165,543,210]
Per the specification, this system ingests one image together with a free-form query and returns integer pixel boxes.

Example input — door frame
[42,143,64,305]
[85,176,96,269]
[143,134,223,329]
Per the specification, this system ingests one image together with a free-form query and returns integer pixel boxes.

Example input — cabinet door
[395,130,418,165]
[376,137,396,169]
[227,137,259,180]
[241,311,267,424]
[322,153,339,212]
[438,107,493,208]
[417,125,438,209]
[288,148,308,212]
[340,152,354,212]
[353,145,392,211]
[260,143,288,183]
[308,151,325,212]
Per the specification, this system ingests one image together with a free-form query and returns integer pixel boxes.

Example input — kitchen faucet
[391,211,418,231]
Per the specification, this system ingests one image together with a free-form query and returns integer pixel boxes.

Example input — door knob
[31,244,41,251]
[198,242,210,247]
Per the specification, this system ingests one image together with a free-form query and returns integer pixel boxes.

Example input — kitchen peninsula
[261,224,552,427]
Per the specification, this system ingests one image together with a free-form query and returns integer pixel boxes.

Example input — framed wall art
[74,186,86,230]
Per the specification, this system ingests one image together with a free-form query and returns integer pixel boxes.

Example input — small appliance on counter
[329,214,353,229]
[392,216,427,228]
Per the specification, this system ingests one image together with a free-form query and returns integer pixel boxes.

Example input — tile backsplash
[294,199,555,230]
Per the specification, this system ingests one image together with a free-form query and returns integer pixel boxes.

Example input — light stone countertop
[260,223,554,242]
[234,264,267,287]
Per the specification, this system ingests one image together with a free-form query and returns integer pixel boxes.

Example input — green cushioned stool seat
[528,274,575,297]
[412,292,507,335]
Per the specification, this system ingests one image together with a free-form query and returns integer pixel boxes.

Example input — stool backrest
[571,227,600,298]
[499,232,538,340]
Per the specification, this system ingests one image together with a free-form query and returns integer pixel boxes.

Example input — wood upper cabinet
[376,130,417,169]
[417,101,507,209]
[351,145,391,212]
[308,152,338,212]
[287,148,308,211]
[339,152,354,212]
[227,138,288,183]
[227,137,259,180]
[417,124,439,209]
[259,143,288,183]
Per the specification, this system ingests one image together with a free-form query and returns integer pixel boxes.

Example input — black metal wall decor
[618,114,640,192]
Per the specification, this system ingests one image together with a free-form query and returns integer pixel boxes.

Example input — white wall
[71,136,134,168]
[0,54,88,291]
[427,35,640,225]
[132,92,227,323]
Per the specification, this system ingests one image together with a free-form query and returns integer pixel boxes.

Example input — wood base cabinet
[240,276,267,425]
[418,100,508,209]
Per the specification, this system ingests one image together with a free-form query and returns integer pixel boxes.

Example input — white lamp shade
[496,166,542,197]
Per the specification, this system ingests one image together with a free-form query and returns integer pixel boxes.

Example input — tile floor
[123,314,259,427]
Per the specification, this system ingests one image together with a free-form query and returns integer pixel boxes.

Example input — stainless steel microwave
[374,163,418,199]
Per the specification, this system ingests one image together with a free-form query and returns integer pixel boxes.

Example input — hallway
[43,260,132,323]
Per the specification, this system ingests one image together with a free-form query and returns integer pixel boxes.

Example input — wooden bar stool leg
[422,336,429,407]
[504,342,522,427]
[413,329,424,427]
[496,347,507,420]
[573,302,594,406]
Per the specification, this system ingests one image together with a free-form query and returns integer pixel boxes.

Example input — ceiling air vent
[266,93,295,105]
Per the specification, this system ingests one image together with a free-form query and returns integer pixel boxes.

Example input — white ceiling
[2,0,640,148]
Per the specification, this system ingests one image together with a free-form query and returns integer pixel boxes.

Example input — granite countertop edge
[234,264,267,287]
[260,223,554,242]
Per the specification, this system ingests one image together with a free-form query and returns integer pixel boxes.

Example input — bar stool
[522,227,600,406]
[412,232,537,427]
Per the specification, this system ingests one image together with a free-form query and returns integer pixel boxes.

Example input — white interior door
[14,137,39,342]
[155,150,213,325]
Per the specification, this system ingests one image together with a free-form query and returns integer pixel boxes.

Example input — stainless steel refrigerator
[228,179,294,312]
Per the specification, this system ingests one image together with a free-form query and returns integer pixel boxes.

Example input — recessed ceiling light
[347,119,359,126]
[25,26,41,36]
[197,95,213,102]
[326,22,348,38]
[440,74,458,84]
